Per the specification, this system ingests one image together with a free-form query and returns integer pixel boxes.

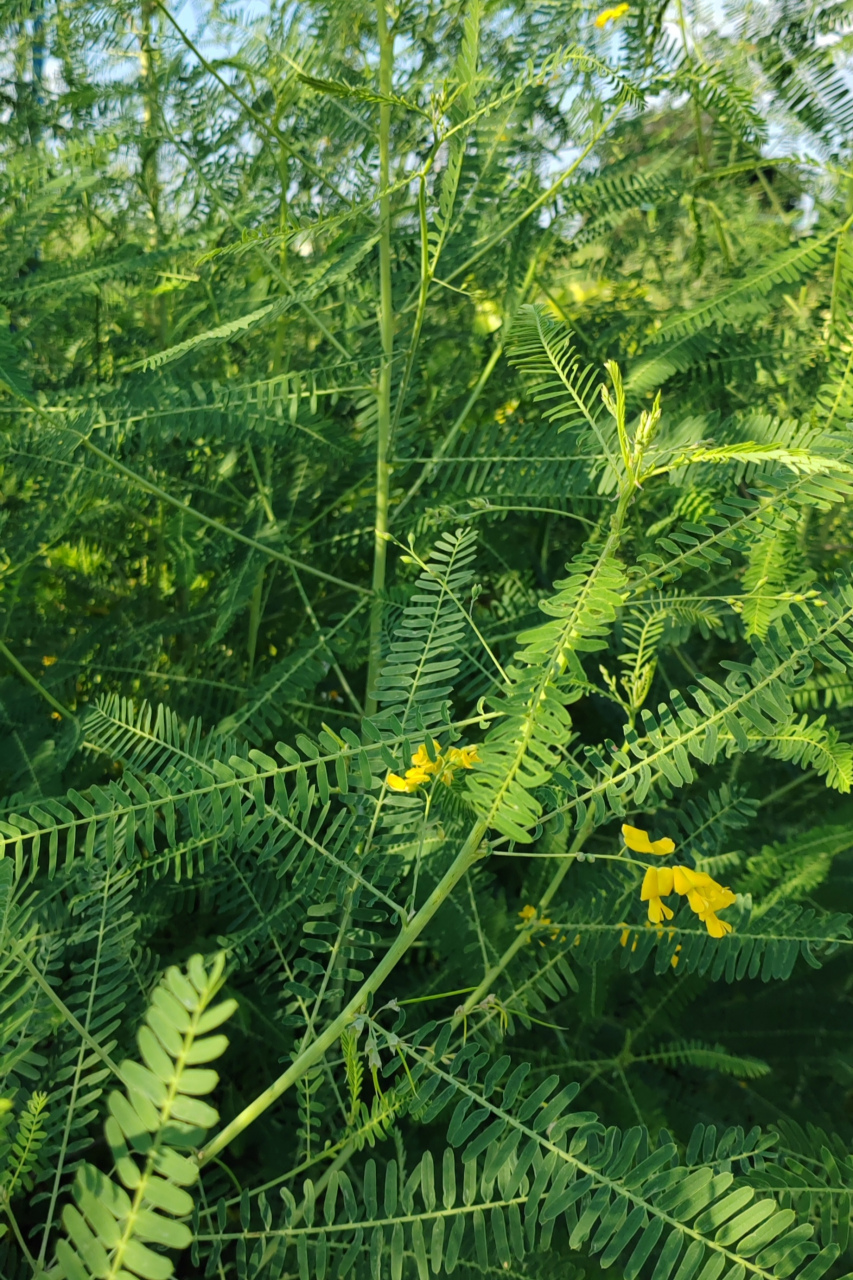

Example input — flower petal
[622,824,675,856]
[672,865,697,895]
[640,866,659,900]
[411,742,442,772]
[703,912,732,939]
[647,897,674,924]
[594,3,630,28]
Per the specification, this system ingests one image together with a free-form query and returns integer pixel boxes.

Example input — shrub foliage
[2,0,853,1277]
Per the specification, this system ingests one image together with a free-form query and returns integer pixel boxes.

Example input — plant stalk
[365,0,395,715]
[198,820,486,1164]
[0,640,77,722]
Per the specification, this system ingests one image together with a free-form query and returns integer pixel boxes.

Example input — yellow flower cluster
[594,3,629,29]
[386,741,479,793]
[623,824,736,939]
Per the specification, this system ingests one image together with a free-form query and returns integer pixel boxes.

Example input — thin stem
[22,958,122,1079]
[674,0,731,265]
[0,640,77,722]
[393,229,546,524]
[390,173,431,434]
[289,571,366,716]
[198,819,487,1164]
[384,532,509,684]
[455,814,594,1020]
[1,1196,37,1272]
[443,104,624,287]
[365,0,395,715]
[153,0,347,203]
[393,339,504,522]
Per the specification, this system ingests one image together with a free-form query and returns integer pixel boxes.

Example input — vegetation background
[3,0,853,1278]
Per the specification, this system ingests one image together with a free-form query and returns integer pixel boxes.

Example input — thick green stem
[198,820,486,1164]
[140,1,168,345]
[365,0,395,716]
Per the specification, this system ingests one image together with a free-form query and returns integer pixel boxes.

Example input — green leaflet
[215,1035,830,1280]
[552,582,853,825]
[53,954,234,1280]
[468,545,627,840]
[655,227,843,341]
[373,527,478,734]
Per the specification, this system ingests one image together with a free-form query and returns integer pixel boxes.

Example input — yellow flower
[411,742,442,774]
[640,866,674,924]
[622,824,676,856]
[702,911,733,939]
[637,861,736,937]
[519,904,537,922]
[672,866,735,912]
[594,3,629,28]
[671,866,736,936]
[42,655,57,667]
[386,772,419,793]
[387,740,447,792]
[388,740,480,793]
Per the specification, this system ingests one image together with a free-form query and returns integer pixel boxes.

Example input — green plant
[2,0,853,1277]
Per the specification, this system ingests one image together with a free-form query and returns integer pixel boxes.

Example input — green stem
[443,103,624,287]
[289,570,366,716]
[152,0,346,203]
[247,569,264,679]
[456,814,594,1020]
[674,0,731,266]
[23,958,122,1078]
[365,0,395,716]
[393,338,504,523]
[0,640,77,722]
[392,226,546,527]
[390,174,431,434]
[198,819,487,1164]
[0,1195,37,1271]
